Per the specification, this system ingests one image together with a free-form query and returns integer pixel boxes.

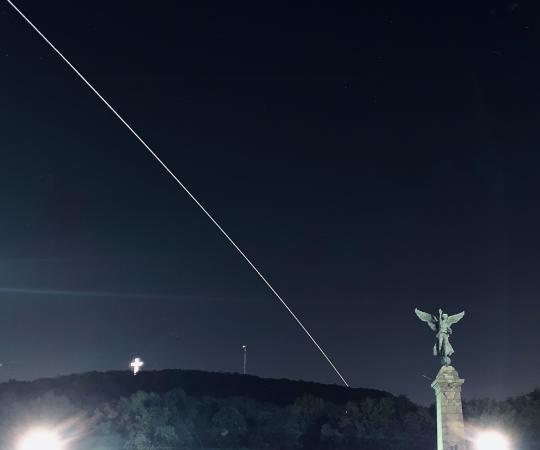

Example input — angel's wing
[415,308,437,331]
[446,311,465,326]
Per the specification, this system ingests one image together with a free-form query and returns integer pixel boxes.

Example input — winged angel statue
[415,308,465,366]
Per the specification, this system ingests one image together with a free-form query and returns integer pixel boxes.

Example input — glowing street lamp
[18,429,63,450]
[474,430,510,450]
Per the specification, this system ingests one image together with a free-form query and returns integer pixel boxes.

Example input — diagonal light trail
[5,0,349,387]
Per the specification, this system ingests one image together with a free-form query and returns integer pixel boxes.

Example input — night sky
[1,1,539,404]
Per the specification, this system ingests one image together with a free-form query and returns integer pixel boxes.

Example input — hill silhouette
[0,369,435,450]
[0,369,392,409]
[1,369,537,449]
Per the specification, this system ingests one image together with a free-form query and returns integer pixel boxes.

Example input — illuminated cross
[130,357,144,375]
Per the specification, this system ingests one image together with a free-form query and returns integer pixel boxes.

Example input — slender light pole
[242,345,247,375]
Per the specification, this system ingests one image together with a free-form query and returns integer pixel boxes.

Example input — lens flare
[18,429,63,450]
[474,430,510,450]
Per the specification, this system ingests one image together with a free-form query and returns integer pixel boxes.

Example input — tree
[209,404,248,447]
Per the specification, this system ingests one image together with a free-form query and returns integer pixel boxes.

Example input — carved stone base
[431,365,466,450]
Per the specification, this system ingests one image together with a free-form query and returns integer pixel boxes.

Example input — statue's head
[442,313,448,319]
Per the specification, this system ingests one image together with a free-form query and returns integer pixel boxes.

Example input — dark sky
[1,1,539,404]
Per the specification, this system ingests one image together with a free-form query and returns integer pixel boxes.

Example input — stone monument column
[431,365,466,450]
[415,308,467,450]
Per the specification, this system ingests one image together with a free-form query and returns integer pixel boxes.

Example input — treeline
[0,387,434,450]
[463,390,540,450]
[0,370,539,449]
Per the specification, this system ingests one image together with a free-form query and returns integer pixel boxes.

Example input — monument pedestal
[431,365,466,450]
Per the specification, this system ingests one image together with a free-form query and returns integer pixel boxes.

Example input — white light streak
[4,0,349,386]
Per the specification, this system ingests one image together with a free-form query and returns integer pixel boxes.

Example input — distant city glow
[474,430,510,450]
[18,429,62,450]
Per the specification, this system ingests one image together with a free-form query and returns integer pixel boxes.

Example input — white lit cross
[130,357,144,376]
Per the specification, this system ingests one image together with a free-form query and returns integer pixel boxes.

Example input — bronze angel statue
[415,308,465,366]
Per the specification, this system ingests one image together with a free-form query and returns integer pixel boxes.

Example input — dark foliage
[463,389,540,450]
[0,370,433,450]
[0,370,538,449]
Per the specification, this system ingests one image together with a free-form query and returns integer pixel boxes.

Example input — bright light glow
[18,429,62,450]
[130,357,144,375]
[475,430,510,450]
